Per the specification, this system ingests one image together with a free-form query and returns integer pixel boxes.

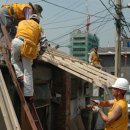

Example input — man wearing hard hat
[91,78,129,130]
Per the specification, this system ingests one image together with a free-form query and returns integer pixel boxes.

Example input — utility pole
[115,0,122,77]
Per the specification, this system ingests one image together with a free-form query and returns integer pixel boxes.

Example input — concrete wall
[100,54,130,82]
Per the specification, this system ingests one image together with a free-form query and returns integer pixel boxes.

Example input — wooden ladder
[0,24,44,130]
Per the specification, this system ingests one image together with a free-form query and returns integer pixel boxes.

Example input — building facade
[70,29,99,61]
[98,47,130,79]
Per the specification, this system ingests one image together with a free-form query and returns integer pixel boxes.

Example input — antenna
[86,15,90,32]
[84,0,90,32]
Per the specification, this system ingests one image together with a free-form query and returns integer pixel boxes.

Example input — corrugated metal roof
[40,47,117,88]
[98,47,130,55]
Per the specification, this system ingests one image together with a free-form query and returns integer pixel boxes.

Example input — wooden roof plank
[43,54,108,87]
[0,70,21,130]
[41,48,117,87]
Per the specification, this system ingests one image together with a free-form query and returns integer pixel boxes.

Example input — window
[73,48,86,51]
[111,72,115,75]
[73,37,85,40]
[73,42,85,46]
[73,54,85,57]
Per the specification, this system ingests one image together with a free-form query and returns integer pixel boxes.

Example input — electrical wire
[42,0,81,23]
[121,13,130,33]
[45,5,114,42]
[99,0,115,19]
[43,16,85,25]
[94,8,113,34]
[109,0,116,7]
[45,24,85,30]
[50,16,114,42]
[35,0,112,19]
[51,16,114,47]
[45,19,113,30]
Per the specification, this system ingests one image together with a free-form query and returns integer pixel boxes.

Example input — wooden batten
[41,48,117,88]
[0,70,21,130]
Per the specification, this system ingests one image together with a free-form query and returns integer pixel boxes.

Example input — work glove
[92,106,100,112]
[39,49,45,55]
[39,40,48,56]
[91,100,100,105]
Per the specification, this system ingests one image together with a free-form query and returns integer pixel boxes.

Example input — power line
[42,0,81,23]
[94,19,113,35]
[50,25,86,42]
[41,0,91,15]
[45,24,85,30]
[51,19,114,47]
[109,0,116,7]
[50,16,114,42]
[99,0,116,19]
[121,13,130,33]
[45,19,113,30]
[43,16,85,25]
[37,0,112,19]
[94,11,110,34]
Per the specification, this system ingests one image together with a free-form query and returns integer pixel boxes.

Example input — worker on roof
[0,3,43,63]
[91,78,129,130]
[88,46,102,69]
[11,14,48,103]
[0,2,43,40]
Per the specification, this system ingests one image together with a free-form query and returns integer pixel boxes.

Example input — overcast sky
[1,0,130,53]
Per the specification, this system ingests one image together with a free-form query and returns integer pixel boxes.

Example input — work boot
[25,96,35,111]
[25,96,35,104]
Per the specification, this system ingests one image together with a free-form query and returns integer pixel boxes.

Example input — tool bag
[21,39,38,60]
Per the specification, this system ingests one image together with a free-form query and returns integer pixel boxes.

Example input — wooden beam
[0,70,21,130]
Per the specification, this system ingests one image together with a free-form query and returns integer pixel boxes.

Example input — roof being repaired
[40,47,117,88]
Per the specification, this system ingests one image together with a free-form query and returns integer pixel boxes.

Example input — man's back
[16,19,41,44]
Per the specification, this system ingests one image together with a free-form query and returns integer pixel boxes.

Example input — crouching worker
[88,46,102,69]
[11,14,48,103]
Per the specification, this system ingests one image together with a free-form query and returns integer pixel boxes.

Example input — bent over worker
[88,46,102,69]
[0,3,43,63]
[91,78,129,130]
[0,2,43,40]
[11,14,48,102]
